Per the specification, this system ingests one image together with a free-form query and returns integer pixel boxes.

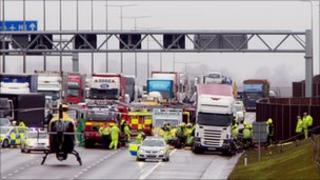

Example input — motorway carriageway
[0,113,255,179]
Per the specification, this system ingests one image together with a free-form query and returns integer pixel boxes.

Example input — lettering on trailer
[0,21,38,31]
[92,77,119,90]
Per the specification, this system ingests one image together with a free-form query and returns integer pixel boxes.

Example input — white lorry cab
[193,84,237,155]
[35,71,62,108]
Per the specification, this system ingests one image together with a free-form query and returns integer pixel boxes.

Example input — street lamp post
[123,15,150,78]
[174,61,199,74]
[108,4,136,74]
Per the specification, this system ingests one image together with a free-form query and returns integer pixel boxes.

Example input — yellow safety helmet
[267,118,273,125]
[186,123,192,128]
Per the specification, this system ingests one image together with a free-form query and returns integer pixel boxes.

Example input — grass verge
[229,138,320,179]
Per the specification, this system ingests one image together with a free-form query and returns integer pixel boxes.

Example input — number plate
[208,147,216,151]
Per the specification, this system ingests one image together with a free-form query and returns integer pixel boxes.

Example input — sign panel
[0,21,38,31]
[252,122,268,143]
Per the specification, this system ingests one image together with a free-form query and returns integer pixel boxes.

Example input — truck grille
[203,129,222,146]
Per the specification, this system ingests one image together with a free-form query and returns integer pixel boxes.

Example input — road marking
[138,149,177,180]
[70,150,122,180]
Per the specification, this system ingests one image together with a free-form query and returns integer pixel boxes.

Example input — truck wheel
[163,157,170,162]
[136,157,144,162]
[192,144,202,154]
[84,140,93,148]
[223,148,235,156]
[2,139,9,148]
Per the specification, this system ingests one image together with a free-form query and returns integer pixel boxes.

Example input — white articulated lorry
[35,71,62,108]
[192,84,237,155]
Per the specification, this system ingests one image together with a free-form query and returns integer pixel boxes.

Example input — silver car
[136,137,170,162]
[21,129,49,153]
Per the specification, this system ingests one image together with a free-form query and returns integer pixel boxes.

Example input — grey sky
[0,0,317,88]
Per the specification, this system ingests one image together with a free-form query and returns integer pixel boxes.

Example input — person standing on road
[266,118,274,145]
[18,121,27,145]
[109,124,120,150]
[99,124,110,149]
[76,113,85,147]
[185,123,194,146]
[176,123,186,147]
[231,120,239,140]
[295,116,303,140]
[9,129,17,147]
[123,121,131,142]
[136,130,145,144]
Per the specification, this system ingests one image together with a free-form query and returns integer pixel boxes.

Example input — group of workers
[98,119,147,150]
[231,120,254,148]
[99,122,121,150]
[159,122,195,148]
[92,110,315,151]
[231,117,275,148]
[295,112,314,139]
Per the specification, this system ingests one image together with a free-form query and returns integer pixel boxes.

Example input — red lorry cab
[66,73,84,104]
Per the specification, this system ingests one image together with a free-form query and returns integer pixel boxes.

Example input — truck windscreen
[89,89,119,99]
[86,113,115,121]
[39,91,60,101]
[244,92,262,99]
[67,89,79,97]
[197,112,232,126]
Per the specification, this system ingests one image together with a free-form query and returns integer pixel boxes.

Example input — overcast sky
[0,0,318,88]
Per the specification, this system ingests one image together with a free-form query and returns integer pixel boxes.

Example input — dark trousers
[102,135,109,149]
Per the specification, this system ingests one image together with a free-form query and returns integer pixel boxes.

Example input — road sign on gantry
[194,34,248,50]
[120,33,142,49]
[0,21,37,31]
[74,34,97,49]
[163,34,185,49]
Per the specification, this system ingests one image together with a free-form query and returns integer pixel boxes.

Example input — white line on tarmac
[138,149,177,180]
[70,150,121,180]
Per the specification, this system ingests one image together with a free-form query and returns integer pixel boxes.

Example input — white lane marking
[70,150,121,180]
[138,149,177,180]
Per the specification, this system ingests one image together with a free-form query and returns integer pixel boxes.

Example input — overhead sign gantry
[0,29,313,97]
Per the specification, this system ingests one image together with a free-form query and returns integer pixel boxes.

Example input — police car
[136,137,170,162]
[0,126,25,148]
[21,128,49,153]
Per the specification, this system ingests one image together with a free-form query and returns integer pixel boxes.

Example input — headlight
[139,149,146,154]
[160,149,166,154]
